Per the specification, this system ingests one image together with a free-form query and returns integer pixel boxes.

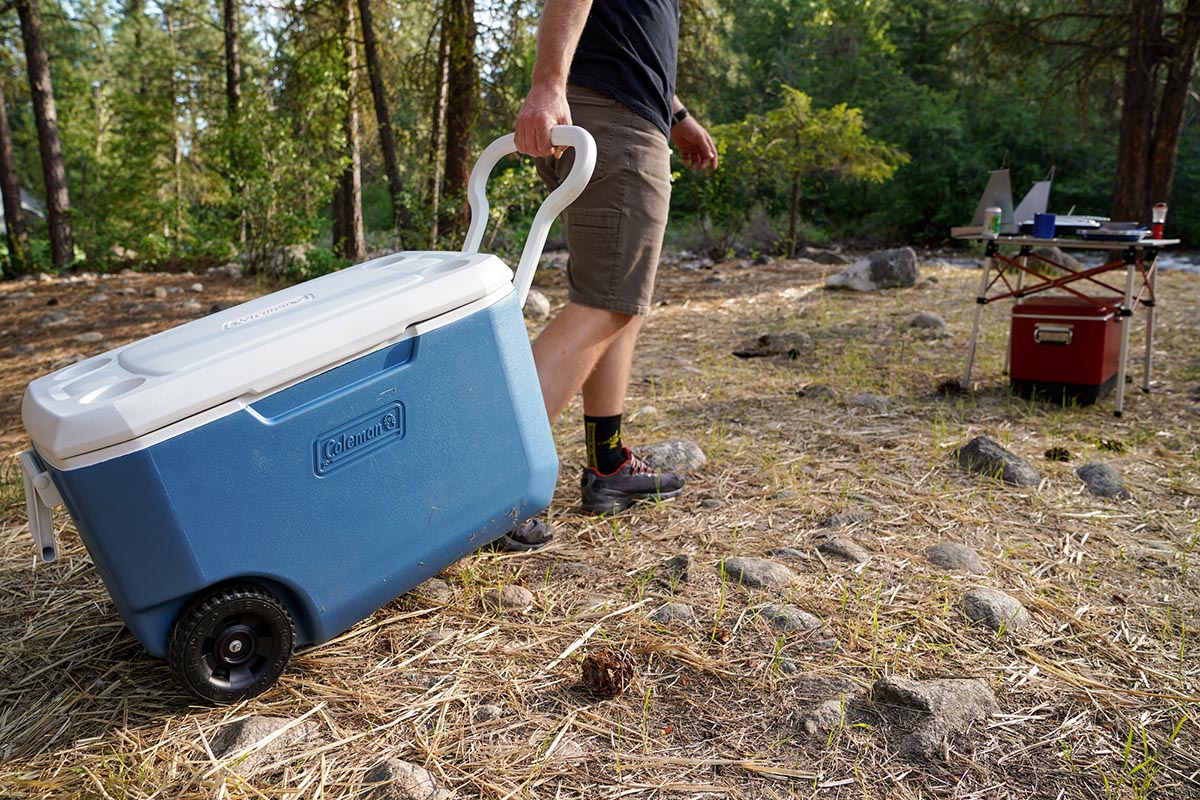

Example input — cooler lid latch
[20,450,62,563]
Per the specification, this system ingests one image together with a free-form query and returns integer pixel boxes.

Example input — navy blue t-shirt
[568,0,680,137]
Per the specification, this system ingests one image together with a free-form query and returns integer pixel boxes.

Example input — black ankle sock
[585,414,625,473]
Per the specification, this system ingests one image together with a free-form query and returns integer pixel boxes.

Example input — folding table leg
[1142,254,1157,393]
[1113,249,1138,417]
[961,242,996,389]
[1002,250,1029,375]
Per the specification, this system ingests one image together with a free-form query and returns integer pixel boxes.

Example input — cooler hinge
[20,450,62,563]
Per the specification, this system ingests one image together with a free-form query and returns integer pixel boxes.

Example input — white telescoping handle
[21,450,62,563]
[462,125,596,309]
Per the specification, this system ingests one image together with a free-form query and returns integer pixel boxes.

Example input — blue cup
[1033,213,1056,238]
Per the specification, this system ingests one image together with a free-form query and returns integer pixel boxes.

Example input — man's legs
[531,302,640,420]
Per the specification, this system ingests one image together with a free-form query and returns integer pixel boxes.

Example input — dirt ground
[1,252,1198,799]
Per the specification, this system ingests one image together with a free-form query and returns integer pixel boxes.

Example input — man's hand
[516,83,571,158]
[671,116,718,171]
[514,0,593,159]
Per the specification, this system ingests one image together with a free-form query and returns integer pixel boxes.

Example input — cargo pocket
[565,208,623,305]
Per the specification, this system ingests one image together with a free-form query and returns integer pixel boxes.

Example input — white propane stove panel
[24,251,514,462]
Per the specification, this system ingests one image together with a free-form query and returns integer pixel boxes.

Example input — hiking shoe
[493,517,553,552]
[580,447,685,515]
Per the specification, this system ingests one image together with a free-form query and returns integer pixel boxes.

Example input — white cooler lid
[24,251,514,461]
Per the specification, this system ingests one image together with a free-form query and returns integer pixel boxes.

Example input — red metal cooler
[1009,295,1123,405]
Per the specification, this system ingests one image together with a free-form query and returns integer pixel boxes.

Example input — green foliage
[688,87,907,255]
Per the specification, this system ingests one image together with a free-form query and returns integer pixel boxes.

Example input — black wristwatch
[672,106,689,125]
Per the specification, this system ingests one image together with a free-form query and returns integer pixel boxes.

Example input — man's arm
[670,96,719,171]
[515,0,594,157]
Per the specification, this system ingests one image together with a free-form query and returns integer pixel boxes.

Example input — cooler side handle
[462,125,597,308]
[20,450,61,563]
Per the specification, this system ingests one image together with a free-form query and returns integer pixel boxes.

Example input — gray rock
[818,537,870,564]
[766,546,807,562]
[210,302,239,313]
[147,286,169,299]
[818,508,872,528]
[758,604,825,634]
[482,584,534,612]
[796,246,851,265]
[649,602,695,624]
[662,554,692,582]
[524,289,551,320]
[73,331,105,344]
[474,704,503,722]
[113,287,137,296]
[720,557,798,589]
[413,578,454,602]
[12,344,35,355]
[699,498,724,510]
[637,439,706,475]
[798,384,837,400]
[871,676,998,759]
[752,254,774,265]
[825,247,919,292]
[1076,462,1131,499]
[909,311,949,336]
[848,392,890,412]
[796,699,847,738]
[211,715,320,777]
[360,758,452,800]
[190,283,204,293]
[87,293,110,303]
[962,588,1031,633]
[37,311,70,328]
[119,302,144,315]
[924,542,986,574]
[734,332,811,359]
[181,300,205,313]
[954,436,1041,487]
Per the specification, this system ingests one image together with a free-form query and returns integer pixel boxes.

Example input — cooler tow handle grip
[462,125,596,309]
[20,450,62,563]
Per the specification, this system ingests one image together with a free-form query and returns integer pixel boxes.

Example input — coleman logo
[315,403,405,475]
[223,293,315,329]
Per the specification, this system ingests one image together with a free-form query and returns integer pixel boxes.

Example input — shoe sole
[581,487,684,516]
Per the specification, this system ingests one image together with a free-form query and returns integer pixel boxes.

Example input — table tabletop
[954,235,1180,252]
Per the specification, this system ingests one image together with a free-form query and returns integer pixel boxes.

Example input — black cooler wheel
[168,584,295,704]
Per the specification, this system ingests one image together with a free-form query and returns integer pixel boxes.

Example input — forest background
[1,0,1199,279]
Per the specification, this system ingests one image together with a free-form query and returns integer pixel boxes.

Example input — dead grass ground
[1,254,1198,799]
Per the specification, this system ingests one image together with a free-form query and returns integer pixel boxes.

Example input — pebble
[720,557,798,589]
[849,392,890,412]
[474,704,503,722]
[699,498,724,510]
[818,537,870,564]
[649,603,695,624]
[37,311,70,328]
[73,332,105,344]
[962,587,1031,633]
[361,759,453,800]
[954,436,1041,488]
[414,578,454,602]
[637,439,707,475]
[1076,462,1131,499]
[482,584,534,612]
[190,283,204,293]
[924,542,986,574]
[662,553,692,582]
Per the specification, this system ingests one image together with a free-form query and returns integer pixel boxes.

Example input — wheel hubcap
[215,624,256,666]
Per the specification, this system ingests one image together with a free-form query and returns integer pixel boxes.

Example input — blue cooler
[19,127,595,703]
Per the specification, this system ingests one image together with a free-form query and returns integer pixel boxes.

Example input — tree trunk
[359,0,412,240]
[17,0,74,269]
[224,0,247,243]
[787,174,800,258]
[1147,0,1200,214]
[0,85,32,278]
[427,15,451,245]
[441,0,477,239]
[334,0,366,262]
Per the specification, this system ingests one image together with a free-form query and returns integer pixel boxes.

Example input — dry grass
[1,255,1198,799]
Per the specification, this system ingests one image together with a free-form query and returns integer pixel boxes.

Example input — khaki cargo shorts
[535,85,672,316]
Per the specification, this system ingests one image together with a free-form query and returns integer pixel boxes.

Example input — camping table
[954,235,1178,416]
